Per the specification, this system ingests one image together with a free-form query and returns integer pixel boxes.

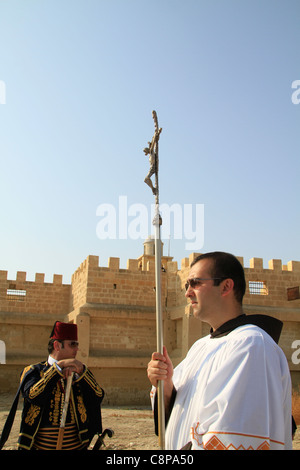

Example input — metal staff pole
[143,110,165,449]
[153,205,165,450]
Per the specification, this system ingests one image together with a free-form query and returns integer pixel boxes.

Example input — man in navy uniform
[15,321,104,450]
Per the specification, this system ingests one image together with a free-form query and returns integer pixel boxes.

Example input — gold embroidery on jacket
[28,365,58,400]
[77,396,87,423]
[25,404,41,426]
[83,371,103,397]
[49,381,63,426]
[20,365,33,383]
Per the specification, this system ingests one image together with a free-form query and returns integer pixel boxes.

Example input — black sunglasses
[56,340,79,348]
[185,277,226,291]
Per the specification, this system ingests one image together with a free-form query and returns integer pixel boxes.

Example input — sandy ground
[0,392,159,450]
[0,392,299,450]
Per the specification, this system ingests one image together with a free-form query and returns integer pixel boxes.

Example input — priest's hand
[147,346,174,397]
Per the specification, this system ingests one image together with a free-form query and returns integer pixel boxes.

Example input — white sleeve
[150,385,156,410]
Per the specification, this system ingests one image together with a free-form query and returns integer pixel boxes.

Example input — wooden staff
[56,372,74,450]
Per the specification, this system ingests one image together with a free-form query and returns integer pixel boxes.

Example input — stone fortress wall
[0,240,299,408]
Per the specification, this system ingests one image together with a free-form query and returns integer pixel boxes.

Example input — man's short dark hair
[190,251,246,304]
[48,339,64,355]
[48,339,55,355]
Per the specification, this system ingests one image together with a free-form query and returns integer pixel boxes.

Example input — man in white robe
[147,252,292,450]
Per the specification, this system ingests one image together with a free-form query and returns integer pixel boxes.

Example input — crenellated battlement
[1,253,299,305]
[4,253,297,285]
[179,253,300,272]
[71,252,174,280]
[0,267,71,318]
[70,252,173,311]
[0,270,65,285]
[1,252,299,312]
[172,253,300,310]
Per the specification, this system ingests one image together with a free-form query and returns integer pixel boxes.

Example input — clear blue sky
[0,0,299,283]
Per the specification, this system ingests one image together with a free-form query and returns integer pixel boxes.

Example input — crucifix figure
[143,110,162,200]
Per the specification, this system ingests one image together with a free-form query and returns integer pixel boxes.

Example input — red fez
[50,321,78,341]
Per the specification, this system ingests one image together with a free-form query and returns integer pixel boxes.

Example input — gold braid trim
[32,424,87,450]
[20,365,34,383]
[24,404,41,426]
[76,395,87,423]
[28,365,60,400]
[83,369,104,398]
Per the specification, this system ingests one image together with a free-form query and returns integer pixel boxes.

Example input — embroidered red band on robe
[191,425,286,450]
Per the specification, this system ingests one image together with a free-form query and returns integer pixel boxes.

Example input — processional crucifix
[143,110,165,450]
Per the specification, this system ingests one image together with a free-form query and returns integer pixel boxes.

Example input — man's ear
[53,340,61,352]
[221,278,234,297]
